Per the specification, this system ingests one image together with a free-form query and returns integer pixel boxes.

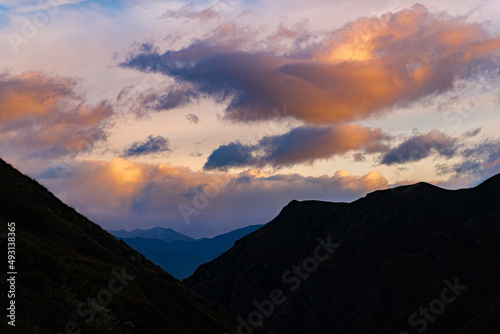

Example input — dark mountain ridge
[186,175,500,334]
[0,158,267,334]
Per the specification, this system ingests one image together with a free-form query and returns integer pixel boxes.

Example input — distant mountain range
[108,226,195,243]
[109,225,263,279]
[186,176,500,334]
[0,158,267,334]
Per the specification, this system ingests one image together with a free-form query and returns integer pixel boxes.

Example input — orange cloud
[0,72,113,161]
[333,170,388,191]
[39,158,389,235]
[0,72,74,121]
[123,4,500,124]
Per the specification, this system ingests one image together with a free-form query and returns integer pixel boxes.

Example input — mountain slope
[118,225,263,279]
[185,176,500,334]
[0,158,267,334]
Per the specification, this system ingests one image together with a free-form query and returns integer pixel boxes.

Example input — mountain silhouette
[186,175,500,334]
[114,225,263,279]
[108,226,195,243]
[0,158,268,334]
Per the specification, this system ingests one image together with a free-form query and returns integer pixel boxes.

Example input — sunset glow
[1,0,499,237]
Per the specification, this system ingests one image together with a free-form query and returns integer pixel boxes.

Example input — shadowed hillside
[186,175,500,334]
[0,158,268,334]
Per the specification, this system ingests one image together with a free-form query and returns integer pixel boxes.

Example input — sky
[0,0,499,237]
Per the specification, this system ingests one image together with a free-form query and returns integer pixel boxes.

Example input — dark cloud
[380,128,500,180]
[353,153,366,162]
[204,142,254,170]
[381,130,457,165]
[121,4,500,124]
[123,135,170,157]
[185,113,200,124]
[461,140,500,160]
[436,160,481,176]
[463,127,482,138]
[117,83,199,117]
[153,86,198,111]
[204,124,390,170]
[434,136,500,186]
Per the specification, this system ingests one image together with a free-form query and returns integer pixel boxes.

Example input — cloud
[121,4,500,124]
[204,142,254,170]
[185,113,199,124]
[463,127,481,138]
[352,153,366,162]
[436,137,500,178]
[161,3,220,22]
[0,71,113,163]
[381,129,457,165]
[436,160,481,176]
[122,135,170,157]
[266,19,311,46]
[377,127,500,185]
[117,81,199,117]
[38,158,389,236]
[204,124,391,170]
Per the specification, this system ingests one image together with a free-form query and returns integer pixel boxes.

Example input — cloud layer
[122,4,500,124]
[0,71,113,164]
[2,1,499,238]
[39,158,389,236]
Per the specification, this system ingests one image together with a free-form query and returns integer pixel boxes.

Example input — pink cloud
[0,71,113,163]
